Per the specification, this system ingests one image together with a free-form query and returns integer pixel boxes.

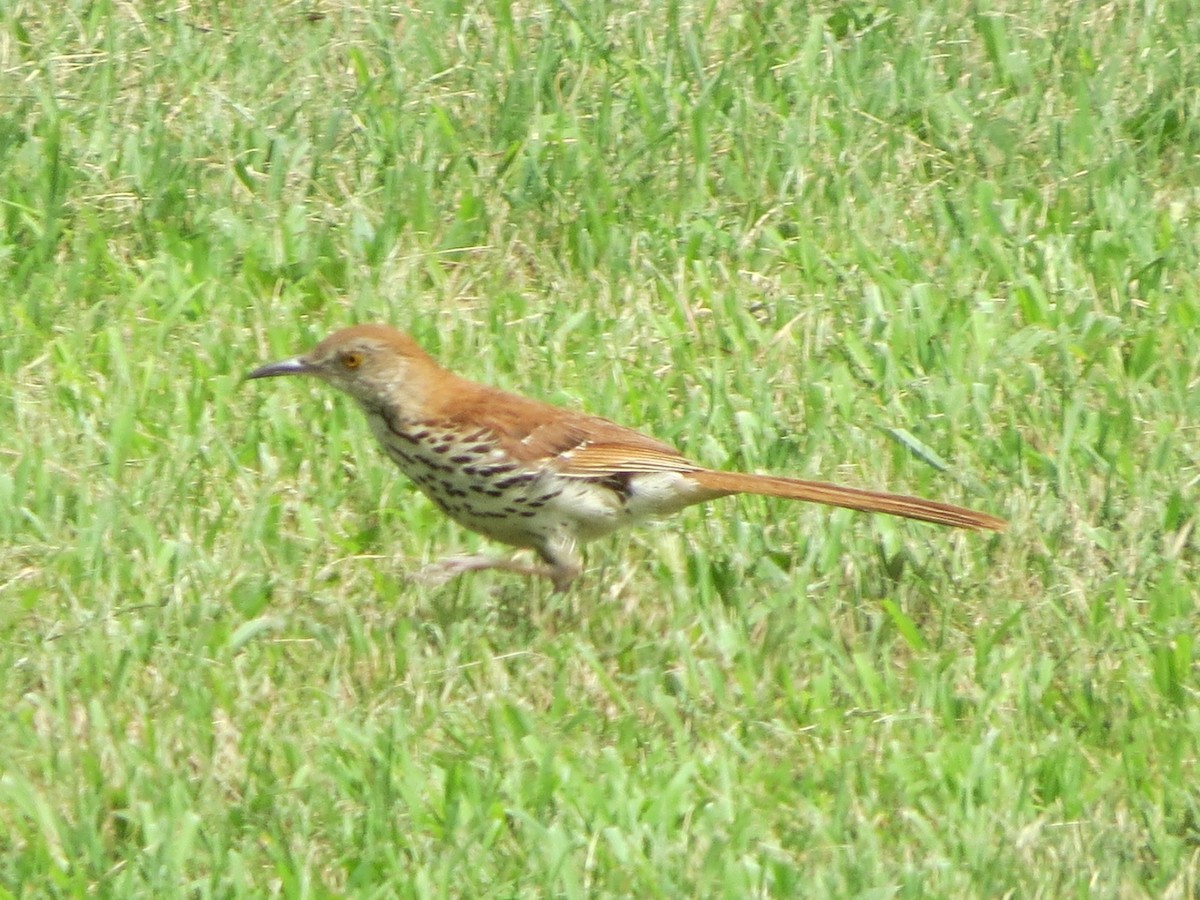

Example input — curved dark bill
[246,358,313,379]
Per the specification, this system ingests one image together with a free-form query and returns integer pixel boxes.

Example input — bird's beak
[246,357,315,380]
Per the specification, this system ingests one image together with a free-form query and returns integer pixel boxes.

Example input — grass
[2,0,1198,895]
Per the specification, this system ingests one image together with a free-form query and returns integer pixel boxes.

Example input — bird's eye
[340,351,363,369]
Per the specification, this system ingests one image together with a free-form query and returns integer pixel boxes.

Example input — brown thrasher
[248,324,1005,590]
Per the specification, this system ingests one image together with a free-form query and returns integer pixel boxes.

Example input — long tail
[689,470,1006,531]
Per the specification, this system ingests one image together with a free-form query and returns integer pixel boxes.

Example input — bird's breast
[363,412,703,545]
[364,413,573,542]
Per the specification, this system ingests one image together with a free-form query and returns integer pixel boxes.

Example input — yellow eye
[340,351,363,369]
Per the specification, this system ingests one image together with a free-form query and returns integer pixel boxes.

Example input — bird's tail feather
[689,470,1006,531]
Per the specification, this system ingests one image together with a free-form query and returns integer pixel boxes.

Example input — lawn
[1,1,1198,895]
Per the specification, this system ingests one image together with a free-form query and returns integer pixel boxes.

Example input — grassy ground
[2,0,1198,895]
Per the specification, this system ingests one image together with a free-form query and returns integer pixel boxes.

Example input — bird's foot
[417,554,578,592]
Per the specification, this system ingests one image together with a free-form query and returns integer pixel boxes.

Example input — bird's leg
[418,554,580,592]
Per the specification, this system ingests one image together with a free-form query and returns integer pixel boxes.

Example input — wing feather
[554,443,701,477]
[432,381,692,472]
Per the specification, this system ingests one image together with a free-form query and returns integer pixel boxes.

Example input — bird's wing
[552,442,703,477]
[439,384,697,473]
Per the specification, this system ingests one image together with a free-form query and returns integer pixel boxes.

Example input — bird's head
[247,324,439,414]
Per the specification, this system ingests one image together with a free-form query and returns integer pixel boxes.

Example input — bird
[247,324,1006,591]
